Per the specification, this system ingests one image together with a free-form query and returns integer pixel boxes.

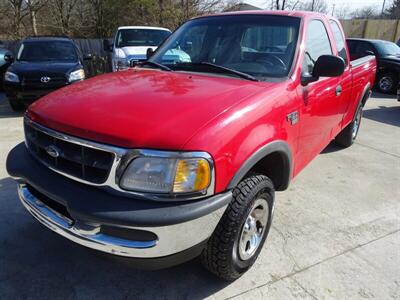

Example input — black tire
[8,98,25,112]
[377,72,398,94]
[335,103,363,148]
[201,174,274,281]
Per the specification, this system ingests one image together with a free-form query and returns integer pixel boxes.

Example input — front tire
[377,72,398,94]
[201,174,274,281]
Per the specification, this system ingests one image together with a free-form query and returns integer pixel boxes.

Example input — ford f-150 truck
[7,11,376,280]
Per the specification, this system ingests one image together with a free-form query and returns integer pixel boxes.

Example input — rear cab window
[329,20,348,66]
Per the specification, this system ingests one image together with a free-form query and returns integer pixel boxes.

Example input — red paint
[27,11,377,193]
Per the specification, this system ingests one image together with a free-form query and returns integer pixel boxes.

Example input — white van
[105,26,171,71]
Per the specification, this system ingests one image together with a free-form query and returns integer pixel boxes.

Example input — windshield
[375,41,400,56]
[116,29,171,48]
[150,15,300,79]
[17,41,78,62]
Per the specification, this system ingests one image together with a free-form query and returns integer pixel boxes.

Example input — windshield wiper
[174,62,258,81]
[139,60,171,71]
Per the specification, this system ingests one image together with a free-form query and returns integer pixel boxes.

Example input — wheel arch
[360,82,371,107]
[227,140,292,192]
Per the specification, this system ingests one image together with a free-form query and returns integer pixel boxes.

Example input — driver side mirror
[4,53,14,64]
[301,55,345,86]
[103,39,113,52]
[146,48,154,60]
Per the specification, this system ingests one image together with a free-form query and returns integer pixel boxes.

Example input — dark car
[4,36,91,111]
[0,42,14,89]
[347,38,400,94]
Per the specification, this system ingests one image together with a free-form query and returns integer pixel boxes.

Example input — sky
[246,0,390,15]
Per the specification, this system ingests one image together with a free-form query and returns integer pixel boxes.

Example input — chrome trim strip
[350,55,375,68]
[24,118,215,201]
[18,184,228,258]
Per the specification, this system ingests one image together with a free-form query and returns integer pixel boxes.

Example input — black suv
[4,36,91,111]
[347,38,400,94]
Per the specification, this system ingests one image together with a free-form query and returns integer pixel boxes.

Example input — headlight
[4,71,19,83]
[68,69,85,82]
[119,155,212,195]
[114,58,130,70]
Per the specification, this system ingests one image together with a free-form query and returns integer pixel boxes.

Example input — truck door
[329,20,352,136]
[296,19,341,169]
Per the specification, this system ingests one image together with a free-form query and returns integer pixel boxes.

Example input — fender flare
[227,140,293,191]
[360,83,371,108]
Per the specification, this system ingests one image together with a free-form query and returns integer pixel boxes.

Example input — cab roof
[195,10,331,21]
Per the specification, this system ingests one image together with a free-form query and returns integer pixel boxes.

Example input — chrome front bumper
[18,184,228,258]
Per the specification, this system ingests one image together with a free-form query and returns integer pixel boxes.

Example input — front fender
[227,140,293,190]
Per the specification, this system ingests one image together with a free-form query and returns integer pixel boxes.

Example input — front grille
[25,121,114,184]
[22,75,68,89]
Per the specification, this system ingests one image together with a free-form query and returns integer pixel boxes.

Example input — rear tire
[201,174,274,281]
[8,98,25,112]
[335,103,363,148]
[377,72,397,94]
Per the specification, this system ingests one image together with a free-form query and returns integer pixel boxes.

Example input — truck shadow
[370,91,397,99]
[0,177,229,299]
[363,105,400,127]
[0,93,24,119]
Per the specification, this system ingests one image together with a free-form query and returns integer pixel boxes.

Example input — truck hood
[27,69,269,149]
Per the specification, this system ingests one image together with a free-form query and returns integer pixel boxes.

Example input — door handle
[335,85,342,96]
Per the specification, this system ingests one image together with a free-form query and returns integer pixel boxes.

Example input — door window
[303,20,332,74]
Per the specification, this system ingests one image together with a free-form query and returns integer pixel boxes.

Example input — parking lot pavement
[0,92,399,299]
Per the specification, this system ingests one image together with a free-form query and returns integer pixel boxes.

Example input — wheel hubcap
[379,76,393,92]
[238,198,269,260]
[352,108,362,139]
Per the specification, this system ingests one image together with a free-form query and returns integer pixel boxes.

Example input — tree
[385,0,400,19]
[334,4,350,20]
[273,0,300,10]
[351,6,379,19]
[6,0,29,38]
[299,0,328,13]
[26,0,47,35]
[49,0,79,36]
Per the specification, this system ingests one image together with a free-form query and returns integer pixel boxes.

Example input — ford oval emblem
[40,76,51,83]
[46,145,60,158]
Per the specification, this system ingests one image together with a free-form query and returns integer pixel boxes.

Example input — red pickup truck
[7,11,376,280]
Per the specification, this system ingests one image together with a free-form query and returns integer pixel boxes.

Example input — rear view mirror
[146,48,154,60]
[103,39,113,52]
[301,55,345,86]
[365,50,375,56]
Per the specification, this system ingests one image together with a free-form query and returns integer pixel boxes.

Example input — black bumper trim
[7,142,232,227]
